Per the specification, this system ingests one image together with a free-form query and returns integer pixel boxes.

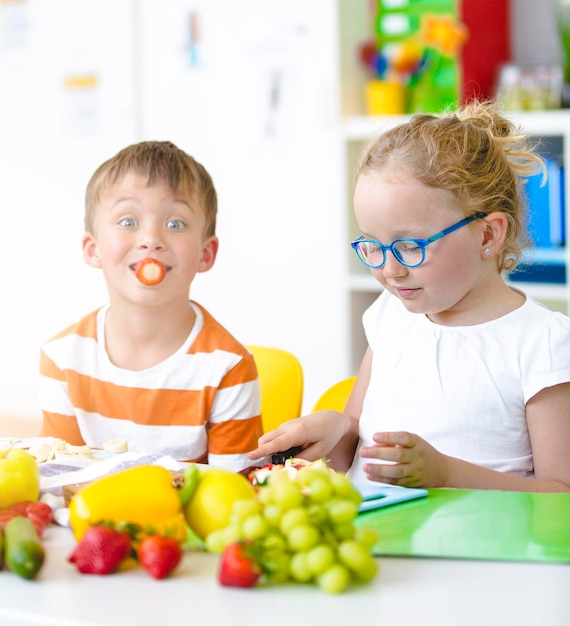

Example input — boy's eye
[166,219,185,230]
[119,218,137,228]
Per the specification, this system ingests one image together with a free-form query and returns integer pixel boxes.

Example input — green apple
[0,448,40,508]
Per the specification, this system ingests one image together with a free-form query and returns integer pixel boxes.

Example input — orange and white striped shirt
[39,302,262,471]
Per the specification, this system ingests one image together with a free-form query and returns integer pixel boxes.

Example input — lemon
[183,468,256,540]
[0,449,40,509]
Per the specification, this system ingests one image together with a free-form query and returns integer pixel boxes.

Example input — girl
[250,101,570,492]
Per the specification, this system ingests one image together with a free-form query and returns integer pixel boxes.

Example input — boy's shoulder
[190,302,251,359]
[44,308,103,345]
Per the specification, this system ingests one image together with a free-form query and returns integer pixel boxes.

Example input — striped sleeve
[39,312,99,444]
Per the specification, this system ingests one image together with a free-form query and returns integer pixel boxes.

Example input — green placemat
[355,488,570,563]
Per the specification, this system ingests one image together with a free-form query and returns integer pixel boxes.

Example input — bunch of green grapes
[205,463,379,593]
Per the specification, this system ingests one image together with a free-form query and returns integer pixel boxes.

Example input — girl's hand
[247,410,350,463]
[359,431,450,488]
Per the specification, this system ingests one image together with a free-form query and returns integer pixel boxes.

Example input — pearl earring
[484,248,491,256]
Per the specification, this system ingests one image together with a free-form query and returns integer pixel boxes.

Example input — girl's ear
[82,232,102,268]
[198,236,219,273]
[480,212,508,258]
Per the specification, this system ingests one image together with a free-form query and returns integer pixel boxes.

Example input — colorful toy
[357,2,469,114]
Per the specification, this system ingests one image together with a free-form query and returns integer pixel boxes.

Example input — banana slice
[65,442,92,455]
[103,438,128,453]
[47,437,67,450]
[53,450,79,460]
[54,449,96,462]
[27,441,54,463]
[28,437,66,462]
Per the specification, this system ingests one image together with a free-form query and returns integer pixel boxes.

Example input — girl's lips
[394,286,421,298]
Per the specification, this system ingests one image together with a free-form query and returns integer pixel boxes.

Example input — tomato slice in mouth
[134,258,167,286]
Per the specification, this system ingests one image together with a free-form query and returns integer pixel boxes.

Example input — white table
[0,526,568,626]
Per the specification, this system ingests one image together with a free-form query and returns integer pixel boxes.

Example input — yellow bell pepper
[68,465,187,542]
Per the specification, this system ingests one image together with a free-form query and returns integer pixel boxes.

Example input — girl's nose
[379,250,408,279]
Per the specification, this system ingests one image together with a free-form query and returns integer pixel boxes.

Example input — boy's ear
[198,236,219,273]
[82,232,102,268]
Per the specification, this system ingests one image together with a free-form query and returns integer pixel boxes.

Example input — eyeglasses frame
[350,211,488,269]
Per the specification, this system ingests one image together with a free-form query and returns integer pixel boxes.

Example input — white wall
[0,0,349,434]
[0,0,138,428]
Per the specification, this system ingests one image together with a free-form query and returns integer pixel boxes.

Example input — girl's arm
[248,349,373,468]
[524,381,570,490]
[446,381,570,491]
[360,382,570,493]
[325,348,371,471]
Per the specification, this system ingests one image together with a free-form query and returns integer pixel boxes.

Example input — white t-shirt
[347,290,570,482]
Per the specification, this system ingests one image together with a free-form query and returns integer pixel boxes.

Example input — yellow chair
[312,376,357,413]
[246,345,304,433]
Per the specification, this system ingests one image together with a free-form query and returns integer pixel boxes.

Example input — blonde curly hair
[356,100,546,272]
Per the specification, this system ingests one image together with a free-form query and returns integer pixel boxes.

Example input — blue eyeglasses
[351,212,487,269]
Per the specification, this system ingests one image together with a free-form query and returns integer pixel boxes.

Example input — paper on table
[39,452,183,493]
[39,452,185,528]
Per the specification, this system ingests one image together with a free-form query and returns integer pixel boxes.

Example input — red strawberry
[10,501,53,526]
[26,512,47,537]
[138,535,182,580]
[7,501,33,516]
[218,541,262,588]
[8,501,53,537]
[26,501,54,526]
[69,525,131,575]
[0,509,22,530]
[134,258,166,286]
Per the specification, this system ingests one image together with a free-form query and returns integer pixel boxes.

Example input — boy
[40,141,262,470]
